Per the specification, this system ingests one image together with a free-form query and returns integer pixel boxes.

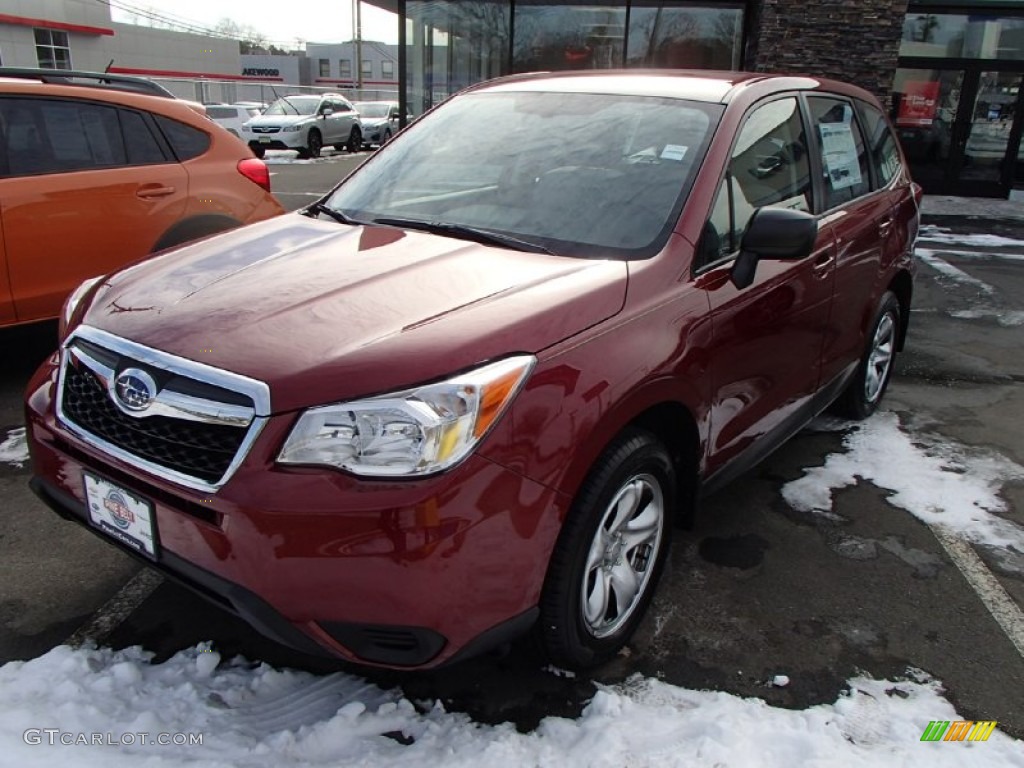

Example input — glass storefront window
[901,13,1024,59]
[512,1,627,71]
[403,1,746,121]
[891,68,963,190]
[626,2,743,69]
[406,1,512,117]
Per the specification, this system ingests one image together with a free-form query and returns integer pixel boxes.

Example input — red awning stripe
[0,13,115,36]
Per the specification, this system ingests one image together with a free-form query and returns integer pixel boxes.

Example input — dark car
[26,70,920,670]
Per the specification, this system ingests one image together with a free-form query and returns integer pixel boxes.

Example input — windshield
[264,96,321,116]
[354,103,391,118]
[326,90,721,257]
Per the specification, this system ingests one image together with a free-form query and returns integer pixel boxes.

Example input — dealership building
[2,0,1024,197]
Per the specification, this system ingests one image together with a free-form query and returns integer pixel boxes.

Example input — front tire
[835,291,901,420]
[302,129,322,159]
[539,428,675,669]
[249,142,265,159]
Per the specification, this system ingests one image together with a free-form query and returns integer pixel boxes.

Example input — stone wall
[747,0,909,105]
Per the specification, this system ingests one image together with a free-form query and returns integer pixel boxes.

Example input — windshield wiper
[305,202,364,226]
[371,217,552,254]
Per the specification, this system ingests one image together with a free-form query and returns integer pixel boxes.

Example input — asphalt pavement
[2,178,1023,737]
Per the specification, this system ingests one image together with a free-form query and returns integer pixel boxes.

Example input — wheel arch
[554,381,704,529]
[888,269,913,351]
[151,213,243,254]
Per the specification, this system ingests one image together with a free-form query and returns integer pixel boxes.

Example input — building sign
[242,67,280,77]
[898,81,940,127]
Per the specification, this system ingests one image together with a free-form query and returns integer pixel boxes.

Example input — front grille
[57,328,270,490]
[63,366,245,484]
[251,126,280,134]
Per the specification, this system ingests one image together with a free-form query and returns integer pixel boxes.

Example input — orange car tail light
[237,157,271,192]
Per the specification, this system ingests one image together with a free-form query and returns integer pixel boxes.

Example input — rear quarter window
[857,100,903,188]
[154,114,211,160]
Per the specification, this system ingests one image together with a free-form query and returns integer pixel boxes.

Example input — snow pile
[950,309,1024,327]
[0,426,29,468]
[783,413,1024,551]
[918,226,1024,250]
[0,643,1019,767]
[920,232,1024,249]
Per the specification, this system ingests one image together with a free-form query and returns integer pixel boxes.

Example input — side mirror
[320,108,334,117]
[730,207,818,290]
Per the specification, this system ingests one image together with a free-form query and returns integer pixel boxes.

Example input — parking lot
[2,160,1023,737]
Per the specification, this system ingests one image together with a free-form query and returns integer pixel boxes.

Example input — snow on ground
[918,225,1024,250]
[1,643,1021,768]
[950,309,1024,327]
[0,426,29,468]
[1,409,1021,765]
[784,412,1024,552]
[261,149,360,165]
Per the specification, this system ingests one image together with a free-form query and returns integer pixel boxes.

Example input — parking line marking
[916,250,997,294]
[65,568,163,648]
[931,525,1024,660]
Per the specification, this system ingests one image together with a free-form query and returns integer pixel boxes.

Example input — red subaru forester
[26,71,919,670]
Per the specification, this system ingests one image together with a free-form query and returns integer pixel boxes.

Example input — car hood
[359,117,388,127]
[246,114,310,128]
[80,215,627,413]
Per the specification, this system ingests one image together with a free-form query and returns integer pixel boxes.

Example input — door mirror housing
[730,207,818,289]
[320,107,334,117]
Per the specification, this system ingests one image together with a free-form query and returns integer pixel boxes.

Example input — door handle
[136,185,176,199]
[813,251,834,274]
[878,218,893,238]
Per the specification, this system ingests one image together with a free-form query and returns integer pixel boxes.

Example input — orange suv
[0,68,285,327]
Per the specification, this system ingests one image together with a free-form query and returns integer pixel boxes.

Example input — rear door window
[806,97,871,208]
[119,109,169,165]
[154,115,210,161]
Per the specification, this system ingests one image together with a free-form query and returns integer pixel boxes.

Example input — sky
[107,1,400,47]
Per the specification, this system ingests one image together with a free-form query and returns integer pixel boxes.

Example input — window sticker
[660,144,689,161]
[818,123,862,191]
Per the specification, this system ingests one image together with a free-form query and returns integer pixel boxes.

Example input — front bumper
[247,130,305,150]
[26,356,562,668]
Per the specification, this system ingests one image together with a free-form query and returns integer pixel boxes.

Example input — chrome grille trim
[68,345,256,427]
[56,325,272,493]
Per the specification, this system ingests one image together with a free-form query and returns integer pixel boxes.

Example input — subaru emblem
[113,368,157,412]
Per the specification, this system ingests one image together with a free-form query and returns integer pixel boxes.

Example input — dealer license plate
[84,472,158,560]
[258,137,271,143]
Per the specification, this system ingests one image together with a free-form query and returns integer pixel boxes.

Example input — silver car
[353,101,401,148]
[244,93,362,159]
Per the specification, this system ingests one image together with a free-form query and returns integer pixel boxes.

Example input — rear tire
[347,127,362,153]
[539,428,675,669]
[835,291,901,420]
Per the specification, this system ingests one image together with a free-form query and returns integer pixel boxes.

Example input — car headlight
[59,276,103,340]
[278,355,535,477]
[283,124,303,132]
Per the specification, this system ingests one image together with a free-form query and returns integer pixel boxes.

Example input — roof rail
[0,67,176,98]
